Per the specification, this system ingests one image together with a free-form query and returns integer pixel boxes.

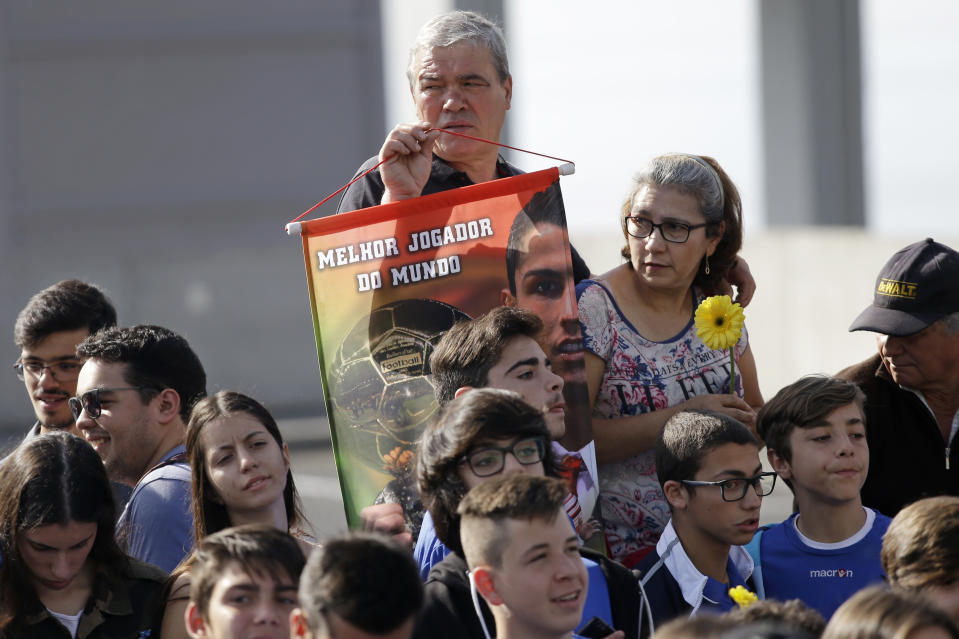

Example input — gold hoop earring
[704,255,711,275]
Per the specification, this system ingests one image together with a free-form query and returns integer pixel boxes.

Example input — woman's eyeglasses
[624,216,711,243]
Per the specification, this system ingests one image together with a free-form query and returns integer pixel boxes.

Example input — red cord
[286,129,573,226]
[431,128,574,166]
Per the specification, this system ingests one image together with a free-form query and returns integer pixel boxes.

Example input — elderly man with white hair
[839,238,959,516]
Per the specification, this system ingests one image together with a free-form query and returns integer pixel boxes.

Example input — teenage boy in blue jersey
[750,375,890,619]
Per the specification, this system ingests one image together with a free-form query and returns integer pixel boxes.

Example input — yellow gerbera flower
[694,295,745,351]
[729,585,758,608]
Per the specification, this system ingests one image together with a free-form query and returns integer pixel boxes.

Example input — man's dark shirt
[837,353,959,515]
[335,153,523,214]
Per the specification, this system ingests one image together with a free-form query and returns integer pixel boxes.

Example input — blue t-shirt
[414,511,451,581]
[116,445,194,573]
[757,509,890,619]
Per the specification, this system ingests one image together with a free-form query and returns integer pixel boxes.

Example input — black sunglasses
[69,386,153,420]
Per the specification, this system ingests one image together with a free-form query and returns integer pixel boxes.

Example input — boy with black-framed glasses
[750,375,891,619]
[637,409,766,632]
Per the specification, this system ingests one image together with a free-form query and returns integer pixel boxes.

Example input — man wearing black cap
[838,238,959,516]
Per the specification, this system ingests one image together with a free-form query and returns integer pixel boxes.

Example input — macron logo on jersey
[810,568,854,578]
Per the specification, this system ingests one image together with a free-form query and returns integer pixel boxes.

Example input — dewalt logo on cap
[876,278,918,300]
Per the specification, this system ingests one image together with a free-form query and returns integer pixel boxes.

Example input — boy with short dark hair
[186,524,305,639]
[882,496,959,624]
[751,375,890,619]
[459,474,588,639]
[430,305,566,436]
[291,533,423,639]
[638,409,771,629]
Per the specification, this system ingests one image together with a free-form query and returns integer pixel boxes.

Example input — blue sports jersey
[757,509,890,619]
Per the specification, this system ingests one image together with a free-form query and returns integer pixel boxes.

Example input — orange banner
[296,168,598,541]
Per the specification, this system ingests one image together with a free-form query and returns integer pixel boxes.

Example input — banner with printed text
[296,168,600,546]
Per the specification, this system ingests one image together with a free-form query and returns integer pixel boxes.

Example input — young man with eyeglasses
[73,324,207,572]
[413,388,634,639]
[12,279,117,439]
[750,375,890,619]
[637,409,772,631]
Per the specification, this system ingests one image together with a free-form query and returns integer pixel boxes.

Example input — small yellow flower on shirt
[729,585,758,608]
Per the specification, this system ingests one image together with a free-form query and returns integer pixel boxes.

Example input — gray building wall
[760,0,865,226]
[0,1,384,432]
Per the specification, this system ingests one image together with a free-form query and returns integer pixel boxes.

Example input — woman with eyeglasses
[576,153,764,567]
[159,390,315,639]
[0,432,168,638]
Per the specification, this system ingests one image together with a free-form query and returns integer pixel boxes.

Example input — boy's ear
[454,386,474,399]
[501,289,517,307]
[186,602,208,638]
[663,480,689,510]
[767,448,792,480]
[473,567,505,606]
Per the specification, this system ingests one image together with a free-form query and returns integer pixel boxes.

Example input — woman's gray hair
[619,153,744,291]
[632,153,725,223]
[407,10,509,87]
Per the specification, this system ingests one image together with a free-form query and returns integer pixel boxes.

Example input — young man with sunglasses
[73,324,207,572]
[12,279,117,439]
[638,409,773,631]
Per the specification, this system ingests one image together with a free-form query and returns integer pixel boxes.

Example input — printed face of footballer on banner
[298,171,597,537]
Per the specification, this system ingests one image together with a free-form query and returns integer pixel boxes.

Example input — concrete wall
[0,1,384,429]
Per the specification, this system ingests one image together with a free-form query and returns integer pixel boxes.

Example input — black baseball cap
[849,238,959,336]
